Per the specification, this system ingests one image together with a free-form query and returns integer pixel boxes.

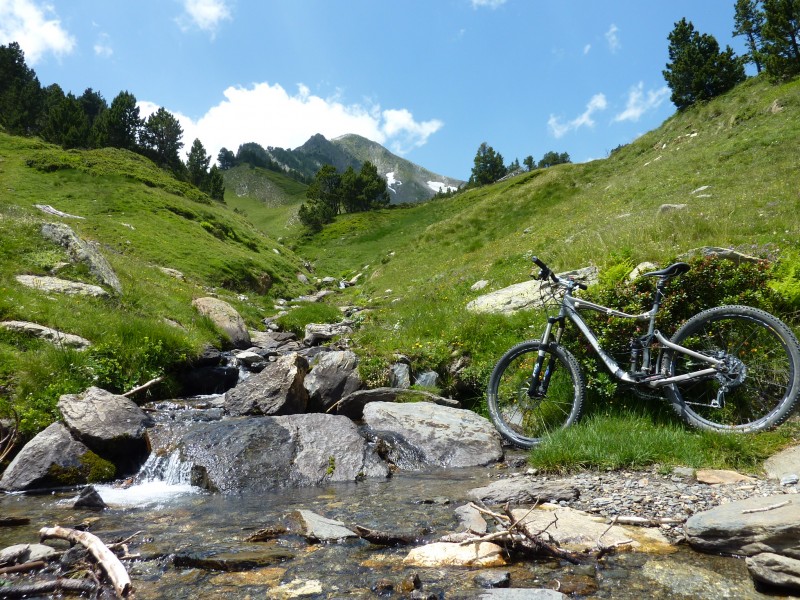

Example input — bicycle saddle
[641,262,691,278]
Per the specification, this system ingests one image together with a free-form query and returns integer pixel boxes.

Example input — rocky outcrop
[225,352,309,416]
[0,423,106,491]
[362,401,503,468]
[15,275,109,298]
[0,320,90,350]
[173,414,389,493]
[466,266,598,315]
[336,387,459,420]
[191,297,251,348]
[58,387,154,475]
[40,222,122,293]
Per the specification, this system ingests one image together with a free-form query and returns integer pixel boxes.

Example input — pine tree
[469,142,506,186]
[733,0,766,73]
[761,0,800,79]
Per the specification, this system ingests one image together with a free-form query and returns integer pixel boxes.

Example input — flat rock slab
[403,542,507,568]
[295,510,357,542]
[362,401,502,469]
[764,445,800,480]
[469,476,579,505]
[1,320,90,349]
[684,495,800,558]
[512,504,673,554]
[695,469,755,484]
[16,274,108,297]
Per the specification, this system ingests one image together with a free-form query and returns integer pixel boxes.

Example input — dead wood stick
[613,515,684,526]
[122,375,165,399]
[468,503,510,523]
[0,578,97,598]
[741,500,790,514]
[107,530,143,550]
[0,560,45,575]
[39,525,132,598]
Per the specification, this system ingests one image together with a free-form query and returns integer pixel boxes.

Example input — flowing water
[0,398,790,599]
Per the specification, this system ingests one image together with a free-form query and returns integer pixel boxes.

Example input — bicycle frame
[538,281,722,389]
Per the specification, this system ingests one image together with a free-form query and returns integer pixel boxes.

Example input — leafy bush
[569,255,783,414]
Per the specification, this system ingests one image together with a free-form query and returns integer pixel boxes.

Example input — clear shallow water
[0,465,786,599]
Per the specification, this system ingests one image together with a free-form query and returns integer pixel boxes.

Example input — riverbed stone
[684,495,800,558]
[295,510,358,542]
[303,350,362,412]
[477,591,566,599]
[403,541,507,568]
[362,401,502,469]
[0,423,99,491]
[469,475,579,505]
[764,444,800,481]
[174,414,388,493]
[511,504,673,554]
[303,321,353,346]
[695,469,755,484]
[225,352,309,416]
[174,548,296,571]
[192,297,251,348]
[746,552,800,591]
[58,386,153,474]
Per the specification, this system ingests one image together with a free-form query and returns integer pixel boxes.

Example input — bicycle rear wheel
[487,341,585,448]
[663,305,800,432]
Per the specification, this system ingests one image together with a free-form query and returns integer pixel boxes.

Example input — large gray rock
[469,475,579,505]
[362,401,503,469]
[58,387,153,474]
[337,387,459,420]
[295,510,358,542]
[0,423,98,491]
[40,222,122,293]
[764,445,800,481]
[225,352,309,416]
[192,297,251,349]
[466,266,598,315]
[173,414,389,493]
[303,321,353,346]
[684,495,800,558]
[303,350,362,412]
[15,275,108,297]
[1,320,90,350]
[746,552,800,591]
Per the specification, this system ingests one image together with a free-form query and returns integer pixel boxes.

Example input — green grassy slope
[291,75,800,399]
[0,134,312,433]
[221,164,308,240]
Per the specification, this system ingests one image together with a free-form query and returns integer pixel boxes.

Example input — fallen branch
[613,515,685,526]
[0,407,19,464]
[0,578,96,598]
[0,560,45,575]
[741,500,790,514]
[39,525,132,598]
[122,376,165,399]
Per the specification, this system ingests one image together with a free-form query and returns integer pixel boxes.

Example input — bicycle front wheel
[487,341,585,448]
[664,305,800,432]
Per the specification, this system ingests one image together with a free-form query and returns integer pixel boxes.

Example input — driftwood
[741,500,790,514]
[355,524,415,545]
[0,577,97,598]
[0,406,19,464]
[123,375,165,400]
[39,525,132,598]
[0,517,30,527]
[0,560,45,575]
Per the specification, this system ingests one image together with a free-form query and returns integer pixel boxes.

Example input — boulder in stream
[0,423,113,492]
[174,414,389,493]
[362,401,503,469]
[58,387,153,475]
[225,352,309,416]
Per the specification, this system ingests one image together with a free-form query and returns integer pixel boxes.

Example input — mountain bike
[486,256,800,449]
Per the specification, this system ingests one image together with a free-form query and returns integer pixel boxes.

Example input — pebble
[558,466,798,542]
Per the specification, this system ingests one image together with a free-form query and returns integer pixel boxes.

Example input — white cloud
[178,0,232,34]
[548,93,607,139]
[470,0,507,9]
[583,44,591,55]
[605,24,620,53]
[613,82,669,122]
[93,33,113,58]
[0,0,75,64]
[140,82,443,162]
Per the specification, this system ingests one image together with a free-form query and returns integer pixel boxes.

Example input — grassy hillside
[221,163,308,240]
[292,75,800,401]
[0,134,312,433]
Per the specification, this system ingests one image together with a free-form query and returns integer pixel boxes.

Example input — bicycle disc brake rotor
[714,352,748,388]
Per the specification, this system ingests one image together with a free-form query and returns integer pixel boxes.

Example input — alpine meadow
[3,70,800,471]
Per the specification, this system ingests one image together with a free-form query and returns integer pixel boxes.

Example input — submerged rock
[403,541,506,568]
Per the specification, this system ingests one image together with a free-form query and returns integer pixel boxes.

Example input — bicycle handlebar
[531,255,587,290]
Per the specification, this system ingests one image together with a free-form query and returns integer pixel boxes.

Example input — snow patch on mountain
[427,181,457,193]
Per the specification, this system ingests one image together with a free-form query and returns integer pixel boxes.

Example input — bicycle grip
[531,256,547,270]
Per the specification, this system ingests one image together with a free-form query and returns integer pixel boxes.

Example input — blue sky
[1,0,750,181]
